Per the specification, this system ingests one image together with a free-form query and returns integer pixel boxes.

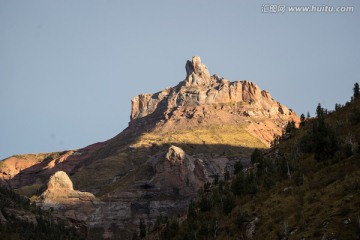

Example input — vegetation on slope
[144,83,360,239]
[0,185,85,240]
[72,123,266,197]
[136,124,266,150]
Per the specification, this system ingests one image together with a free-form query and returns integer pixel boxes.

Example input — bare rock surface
[165,145,185,164]
[36,171,96,222]
[39,171,95,203]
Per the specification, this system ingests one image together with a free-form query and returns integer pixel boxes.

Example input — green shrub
[231,172,257,196]
[350,108,360,125]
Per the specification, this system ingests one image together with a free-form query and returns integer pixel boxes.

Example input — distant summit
[130,56,298,145]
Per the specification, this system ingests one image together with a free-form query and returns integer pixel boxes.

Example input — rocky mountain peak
[185,56,211,86]
[129,56,298,143]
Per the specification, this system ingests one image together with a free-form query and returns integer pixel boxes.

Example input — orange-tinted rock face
[130,56,297,124]
[39,171,95,202]
[36,171,96,222]
[130,56,298,144]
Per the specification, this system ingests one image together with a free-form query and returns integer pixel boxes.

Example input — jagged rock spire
[185,56,211,86]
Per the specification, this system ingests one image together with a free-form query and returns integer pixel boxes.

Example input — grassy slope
[72,123,266,197]
[2,119,265,199]
[136,124,265,149]
[1,152,67,197]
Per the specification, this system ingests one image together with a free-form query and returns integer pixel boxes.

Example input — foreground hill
[0,56,298,239]
[0,184,85,239]
[151,88,360,240]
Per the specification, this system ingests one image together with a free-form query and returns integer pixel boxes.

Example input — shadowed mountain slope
[150,88,360,240]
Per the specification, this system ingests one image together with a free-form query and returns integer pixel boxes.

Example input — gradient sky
[1,0,360,160]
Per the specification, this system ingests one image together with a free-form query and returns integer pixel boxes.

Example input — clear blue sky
[1,0,359,159]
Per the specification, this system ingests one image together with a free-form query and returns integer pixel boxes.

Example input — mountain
[0,56,298,239]
[130,56,296,145]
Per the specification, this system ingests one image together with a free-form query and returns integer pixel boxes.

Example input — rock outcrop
[165,145,186,164]
[185,55,211,86]
[37,171,95,212]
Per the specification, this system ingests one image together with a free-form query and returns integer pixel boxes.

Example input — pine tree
[316,103,324,118]
[233,161,243,175]
[132,231,140,240]
[251,148,263,165]
[224,169,230,181]
[300,113,306,127]
[139,219,146,239]
[353,82,359,99]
